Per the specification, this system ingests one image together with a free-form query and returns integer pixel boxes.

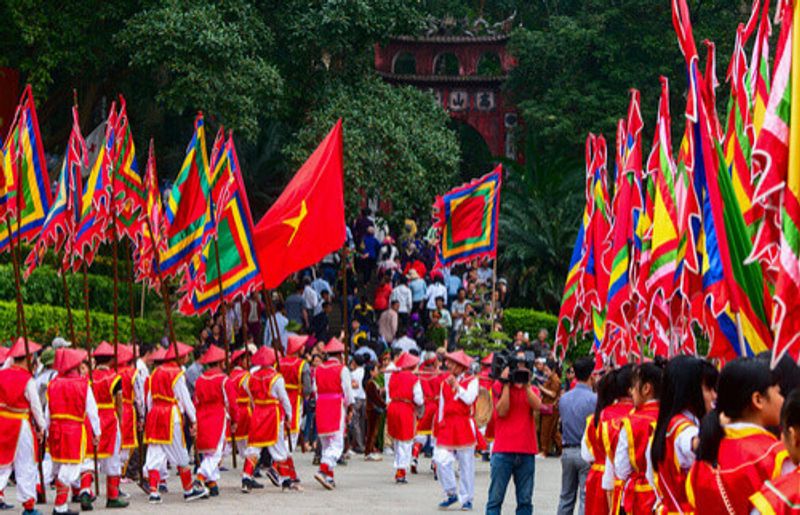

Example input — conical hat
[394,351,420,370]
[251,346,276,368]
[8,337,42,358]
[92,341,116,358]
[163,342,193,360]
[323,338,345,354]
[286,335,309,355]
[54,348,88,374]
[444,350,473,369]
[199,345,226,365]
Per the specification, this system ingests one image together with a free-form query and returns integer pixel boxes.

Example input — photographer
[486,350,542,515]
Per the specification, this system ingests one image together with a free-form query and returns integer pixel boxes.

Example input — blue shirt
[409,278,427,302]
[558,383,597,446]
[362,235,380,259]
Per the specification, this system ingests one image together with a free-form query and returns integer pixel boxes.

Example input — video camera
[491,349,536,384]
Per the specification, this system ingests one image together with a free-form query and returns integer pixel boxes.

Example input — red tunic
[144,364,184,445]
[652,413,695,515]
[315,360,344,436]
[247,368,282,447]
[0,366,35,467]
[118,366,138,450]
[687,425,789,514]
[416,369,445,436]
[194,368,237,454]
[279,357,306,434]
[584,414,609,515]
[436,374,477,449]
[750,467,800,515]
[620,401,659,514]
[90,368,121,459]
[478,370,496,441]
[48,376,90,464]
[601,399,634,514]
[387,370,418,441]
[229,367,251,442]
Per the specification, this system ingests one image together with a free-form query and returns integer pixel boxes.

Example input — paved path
[11,452,565,514]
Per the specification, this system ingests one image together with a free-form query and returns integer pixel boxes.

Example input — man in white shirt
[302,277,319,329]
[426,274,448,312]
[390,277,413,331]
[349,356,367,454]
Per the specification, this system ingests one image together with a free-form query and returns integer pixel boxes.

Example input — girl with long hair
[581,370,616,515]
[601,364,634,512]
[688,358,789,513]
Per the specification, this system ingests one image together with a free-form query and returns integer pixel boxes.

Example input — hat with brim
[199,345,226,365]
[251,346,276,368]
[117,344,135,364]
[9,337,42,359]
[163,342,193,361]
[54,348,87,375]
[394,352,420,370]
[231,348,248,364]
[444,350,473,369]
[480,353,494,366]
[92,341,116,358]
[286,335,309,355]
[323,338,345,354]
[151,348,167,362]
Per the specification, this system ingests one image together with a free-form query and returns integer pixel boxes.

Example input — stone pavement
[11,452,565,514]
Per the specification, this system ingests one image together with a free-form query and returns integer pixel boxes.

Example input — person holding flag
[143,342,208,504]
[228,349,252,462]
[313,338,354,490]
[0,339,45,515]
[386,352,424,484]
[279,334,311,479]
[116,345,141,486]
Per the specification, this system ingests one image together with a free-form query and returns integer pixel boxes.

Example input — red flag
[253,119,346,289]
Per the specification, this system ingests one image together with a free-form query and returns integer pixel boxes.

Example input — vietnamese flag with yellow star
[253,119,345,288]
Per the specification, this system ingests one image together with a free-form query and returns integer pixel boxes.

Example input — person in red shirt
[279,335,311,454]
[413,353,445,473]
[387,352,424,483]
[193,345,238,497]
[582,372,615,515]
[751,388,800,514]
[229,349,252,462]
[485,350,542,515]
[48,347,102,515]
[434,350,479,511]
[0,339,45,515]
[688,358,788,514]
[373,273,393,314]
[116,344,141,483]
[89,342,130,509]
[143,342,207,504]
[600,365,634,513]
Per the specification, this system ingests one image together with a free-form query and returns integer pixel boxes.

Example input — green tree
[285,76,460,226]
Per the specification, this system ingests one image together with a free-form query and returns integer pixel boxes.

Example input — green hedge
[0,300,203,346]
[502,308,558,338]
[0,264,169,317]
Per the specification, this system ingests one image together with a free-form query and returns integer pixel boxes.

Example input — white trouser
[434,447,475,504]
[144,412,190,472]
[198,431,226,483]
[394,440,413,471]
[42,451,53,485]
[98,426,122,476]
[289,430,300,450]
[414,434,429,446]
[0,422,37,503]
[245,426,290,481]
[319,430,344,469]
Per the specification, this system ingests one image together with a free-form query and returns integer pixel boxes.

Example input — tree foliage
[286,77,460,226]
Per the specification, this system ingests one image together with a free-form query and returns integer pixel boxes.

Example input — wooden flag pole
[263,289,292,453]
[341,248,350,356]
[81,262,101,494]
[60,263,77,343]
[6,220,45,501]
[111,211,120,372]
[128,241,137,344]
[141,210,177,352]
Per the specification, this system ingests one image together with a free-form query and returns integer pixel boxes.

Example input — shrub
[502,308,558,338]
[0,301,202,345]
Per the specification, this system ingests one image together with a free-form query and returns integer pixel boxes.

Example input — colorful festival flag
[161,113,211,278]
[71,103,118,270]
[432,165,502,268]
[111,96,146,243]
[0,85,52,250]
[178,135,263,316]
[253,119,346,289]
[135,140,167,291]
[24,106,86,277]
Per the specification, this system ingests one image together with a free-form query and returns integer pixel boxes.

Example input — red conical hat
[286,335,309,355]
[444,350,473,369]
[151,348,167,362]
[199,345,226,365]
[163,342,193,360]
[231,348,248,365]
[251,346,276,368]
[117,344,135,364]
[9,337,42,359]
[394,352,420,370]
[54,348,87,374]
[92,341,116,358]
[480,353,494,366]
[323,338,345,354]
[0,347,9,363]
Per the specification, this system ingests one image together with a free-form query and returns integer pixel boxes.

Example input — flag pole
[263,290,292,453]
[210,235,237,468]
[128,241,137,344]
[111,192,120,373]
[60,262,77,343]
[341,248,350,356]
[81,262,101,494]
[735,311,747,357]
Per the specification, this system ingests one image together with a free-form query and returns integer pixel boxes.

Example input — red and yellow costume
[315,360,345,436]
[582,414,609,515]
[194,367,237,454]
[750,466,800,515]
[144,363,184,445]
[247,366,282,447]
[229,364,251,445]
[0,366,38,467]
[651,413,695,515]
[618,401,659,514]
[118,363,138,451]
[436,374,477,449]
[601,399,634,514]
[48,375,91,464]
[279,353,306,435]
[687,424,789,514]
[90,367,121,459]
[387,369,419,442]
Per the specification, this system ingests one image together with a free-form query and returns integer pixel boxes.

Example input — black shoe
[265,467,280,487]
[79,492,94,511]
[52,510,79,515]
[105,498,129,509]
[311,456,320,466]
[336,457,347,466]
[252,469,263,479]
[183,485,209,502]
[0,501,13,511]
[148,494,162,504]
[208,485,219,497]
[158,483,168,494]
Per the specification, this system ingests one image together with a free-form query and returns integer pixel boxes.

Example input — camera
[491,349,536,384]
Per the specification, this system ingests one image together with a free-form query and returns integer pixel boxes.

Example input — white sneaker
[384,448,394,456]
